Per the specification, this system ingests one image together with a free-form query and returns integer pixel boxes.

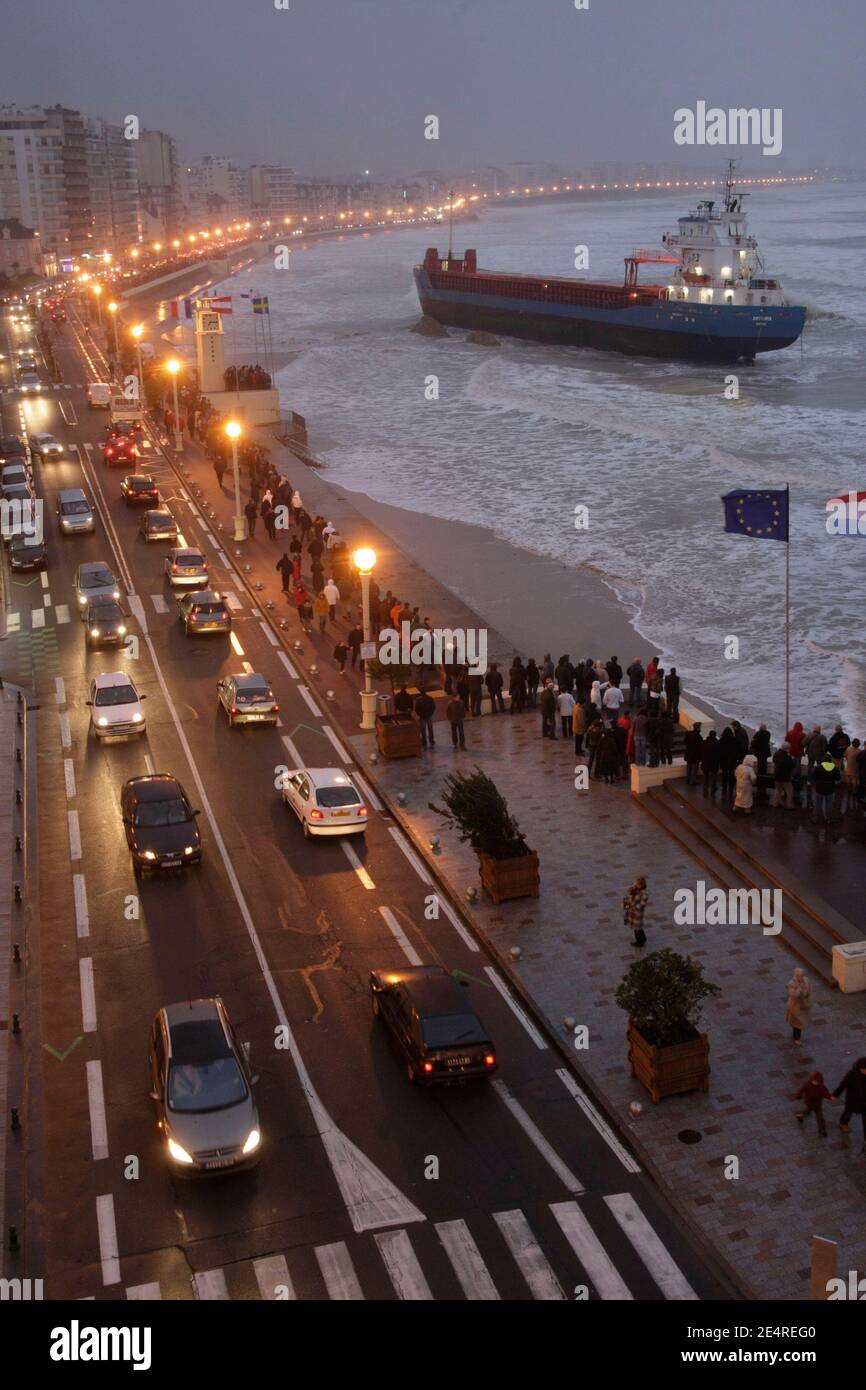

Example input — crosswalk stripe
[493,1209,565,1300]
[374,1229,433,1300]
[550,1200,633,1300]
[6,613,20,632]
[150,594,168,613]
[56,604,70,624]
[315,1241,365,1300]
[435,1219,500,1300]
[604,1193,698,1300]
[253,1255,294,1300]
[194,1269,229,1300]
[31,608,45,628]
[126,1283,162,1300]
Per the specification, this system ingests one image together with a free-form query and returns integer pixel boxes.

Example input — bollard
[14,884,21,903]
[15,836,21,853]
[15,789,22,804]
[10,1108,20,1132]
[12,943,20,963]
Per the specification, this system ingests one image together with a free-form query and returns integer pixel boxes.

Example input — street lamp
[130,323,144,404]
[225,421,245,541]
[107,300,119,366]
[353,546,378,729]
[91,283,104,328]
[165,359,183,453]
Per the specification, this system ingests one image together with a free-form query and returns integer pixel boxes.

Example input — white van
[86,382,112,409]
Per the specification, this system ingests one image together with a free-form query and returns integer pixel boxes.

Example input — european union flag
[722,487,788,542]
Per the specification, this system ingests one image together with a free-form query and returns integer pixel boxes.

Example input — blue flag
[722,487,788,542]
[253,294,269,315]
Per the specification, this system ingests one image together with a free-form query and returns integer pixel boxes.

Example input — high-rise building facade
[137,128,182,239]
[186,156,249,220]
[86,117,140,251]
[249,164,297,219]
[0,104,90,256]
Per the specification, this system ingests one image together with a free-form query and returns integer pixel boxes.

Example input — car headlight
[97,717,108,727]
[142,850,156,861]
[167,1137,194,1165]
[117,625,127,636]
[132,712,142,723]
[242,1128,261,1155]
[184,845,194,855]
[90,627,100,637]
[112,589,120,599]
[78,594,87,604]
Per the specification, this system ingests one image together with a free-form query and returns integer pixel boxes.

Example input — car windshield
[421,1013,488,1048]
[236,687,272,704]
[83,568,113,586]
[89,603,122,623]
[176,555,203,567]
[317,786,361,807]
[95,685,137,707]
[167,1056,247,1114]
[134,796,189,827]
[132,478,154,489]
[62,500,90,514]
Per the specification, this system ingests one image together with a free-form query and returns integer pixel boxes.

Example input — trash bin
[832,941,866,993]
[376,693,393,718]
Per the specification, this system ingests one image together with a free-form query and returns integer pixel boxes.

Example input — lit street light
[225,420,245,541]
[91,283,103,327]
[166,359,184,453]
[353,546,378,729]
[107,300,120,368]
[130,323,145,404]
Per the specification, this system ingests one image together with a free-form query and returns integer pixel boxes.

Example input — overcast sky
[1,0,863,174]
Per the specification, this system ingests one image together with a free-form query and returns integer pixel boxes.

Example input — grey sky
[1,0,863,173]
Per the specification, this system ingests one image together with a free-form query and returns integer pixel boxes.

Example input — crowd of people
[223,363,272,391]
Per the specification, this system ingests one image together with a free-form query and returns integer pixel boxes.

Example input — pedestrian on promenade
[718,727,738,799]
[313,591,329,633]
[786,720,806,758]
[456,667,471,712]
[623,876,648,947]
[664,667,681,722]
[308,533,324,568]
[623,710,636,765]
[596,726,620,783]
[658,709,675,766]
[645,655,660,691]
[633,707,649,767]
[828,724,850,768]
[844,738,861,810]
[311,560,324,594]
[214,457,226,490]
[298,510,312,541]
[733,754,758,814]
[394,684,414,717]
[606,655,622,688]
[509,658,527,714]
[250,478,261,508]
[647,668,664,718]
[557,685,575,738]
[615,713,630,778]
[627,657,645,708]
[333,639,348,674]
[794,1072,835,1136]
[646,710,661,767]
[297,596,313,635]
[812,756,841,823]
[467,671,484,717]
[701,729,720,795]
[731,720,749,762]
[771,743,795,808]
[525,658,540,707]
[541,653,555,682]
[805,726,827,783]
[323,578,340,620]
[603,681,624,725]
[832,1058,866,1144]
[347,623,363,670]
[785,968,812,1046]
[555,655,574,693]
[289,534,302,562]
[486,663,505,713]
[276,553,293,592]
[539,680,557,739]
[262,501,277,542]
[750,724,772,776]
[446,694,466,749]
[684,724,704,785]
[244,499,258,537]
[415,690,436,747]
[572,700,588,756]
[585,713,603,774]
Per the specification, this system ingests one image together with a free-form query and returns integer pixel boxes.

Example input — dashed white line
[86,1060,109,1161]
[259,620,279,647]
[297,685,322,716]
[281,734,303,767]
[341,839,375,890]
[484,968,548,1049]
[55,676,66,705]
[96,1195,120,1285]
[43,593,51,608]
[387,826,432,884]
[230,632,244,657]
[556,1069,641,1173]
[277,649,298,678]
[5,614,20,633]
[492,1080,584,1194]
[55,603,71,624]
[217,550,230,567]
[63,758,76,799]
[73,873,89,938]
[378,906,423,966]
[144,753,155,774]
[67,809,81,860]
[436,894,480,952]
[40,571,49,590]
[31,608,45,629]
[350,769,382,812]
[59,711,71,749]
[79,957,97,1032]
[223,590,242,610]
[323,725,351,763]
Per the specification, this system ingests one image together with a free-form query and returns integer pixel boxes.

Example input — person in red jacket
[785,721,806,758]
[794,1071,835,1136]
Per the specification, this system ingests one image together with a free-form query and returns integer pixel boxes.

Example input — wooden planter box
[478,850,540,905]
[375,715,421,760]
[627,1020,710,1104]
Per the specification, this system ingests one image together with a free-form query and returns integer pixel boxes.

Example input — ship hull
[414,269,805,363]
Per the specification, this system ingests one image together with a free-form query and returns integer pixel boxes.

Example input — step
[639,788,838,985]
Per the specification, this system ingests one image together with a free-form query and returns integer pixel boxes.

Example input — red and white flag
[209,295,233,315]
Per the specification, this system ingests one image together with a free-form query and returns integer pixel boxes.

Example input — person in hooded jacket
[794,1071,835,1137]
[555,656,574,694]
[701,729,720,795]
[626,658,645,708]
[684,724,704,785]
[606,655,623,687]
[750,724,772,776]
[539,681,557,739]
[733,753,758,813]
[585,713,604,774]
[731,721,749,762]
[572,699,588,755]
[785,720,806,758]
[828,724,851,767]
[717,727,739,799]
[832,1057,866,1143]
[771,743,795,808]
[595,726,620,784]
[812,755,841,823]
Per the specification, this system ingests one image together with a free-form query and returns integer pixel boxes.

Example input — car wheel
[371,991,380,1018]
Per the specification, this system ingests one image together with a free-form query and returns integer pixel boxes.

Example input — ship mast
[723,159,737,212]
[447,187,454,260]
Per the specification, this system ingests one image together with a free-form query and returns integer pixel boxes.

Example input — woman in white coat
[733,753,758,814]
[785,968,812,1045]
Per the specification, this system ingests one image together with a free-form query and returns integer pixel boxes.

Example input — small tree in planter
[615,949,720,1103]
[431,768,539,903]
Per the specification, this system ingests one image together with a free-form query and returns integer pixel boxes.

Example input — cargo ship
[414,166,805,363]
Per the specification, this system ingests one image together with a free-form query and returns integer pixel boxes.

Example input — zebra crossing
[122,1195,698,1302]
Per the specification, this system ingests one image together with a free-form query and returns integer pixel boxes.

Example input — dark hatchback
[84,599,126,648]
[121,473,159,505]
[9,533,47,570]
[121,774,202,874]
[370,965,497,1086]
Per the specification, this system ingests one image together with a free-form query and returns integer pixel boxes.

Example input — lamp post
[130,323,144,406]
[92,283,103,328]
[107,301,119,367]
[353,547,378,729]
[225,421,245,541]
[166,358,183,453]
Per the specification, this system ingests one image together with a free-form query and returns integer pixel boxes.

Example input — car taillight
[309,809,324,820]
[273,704,279,712]
[172,564,180,572]
[230,706,238,715]
[484,1054,496,1067]
[219,611,228,620]
[423,1062,434,1073]
[358,807,368,817]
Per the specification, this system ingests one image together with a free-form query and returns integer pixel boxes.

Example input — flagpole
[784,484,790,734]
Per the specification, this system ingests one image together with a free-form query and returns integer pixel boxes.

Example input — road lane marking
[64,758,76,799]
[31,608,45,628]
[73,873,89,937]
[55,604,70,623]
[436,1220,500,1300]
[437,895,480,953]
[79,957,97,1032]
[40,571,49,589]
[126,1283,161,1300]
[127,595,148,634]
[374,1229,433,1300]
[315,1242,364,1300]
[59,711,71,748]
[67,809,81,860]
[492,1080,584,1194]
[484,968,547,1049]
[556,1069,641,1174]
[378,906,422,965]
[259,620,279,646]
[55,676,66,705]
[550,1200,632,1300]
[297,685,322,716]
[341,839,375,890]
[350,769,382,811]
[87,1060,109,1161]
[323,725,351,763]
[254,1255,294,1300]
[387,826,432,884]
[223,590,242,610]
[277,649,298,678]
[281,734,303,767]
[217,550,230,567]
[493,1209,565,1301]
[96,1195,120,1286]
[43,593,51,607]
[251,607,261,618]
[202,530,214,544]
[5,613,20,633]
[604,1193,698,1300]
[241,660,253,673]
[144,754,155,774]
[194,1270,229,1300]
[150,594,168,613]
[230,632,244,657]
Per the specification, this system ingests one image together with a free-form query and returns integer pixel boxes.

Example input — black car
[8,533,47,571]
[370,965,497,1086]
[120,473,159,505]
[0,435,25,458]
[121,774,202,874]
[84,598,127,648]
[103,439,138,468]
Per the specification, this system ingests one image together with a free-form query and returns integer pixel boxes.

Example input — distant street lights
[165,358,184,453]
[91,283,103,328]
[225,421,245,540]
[353,546,377,729]
[107,301,119,368]
[130,323,144,405]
